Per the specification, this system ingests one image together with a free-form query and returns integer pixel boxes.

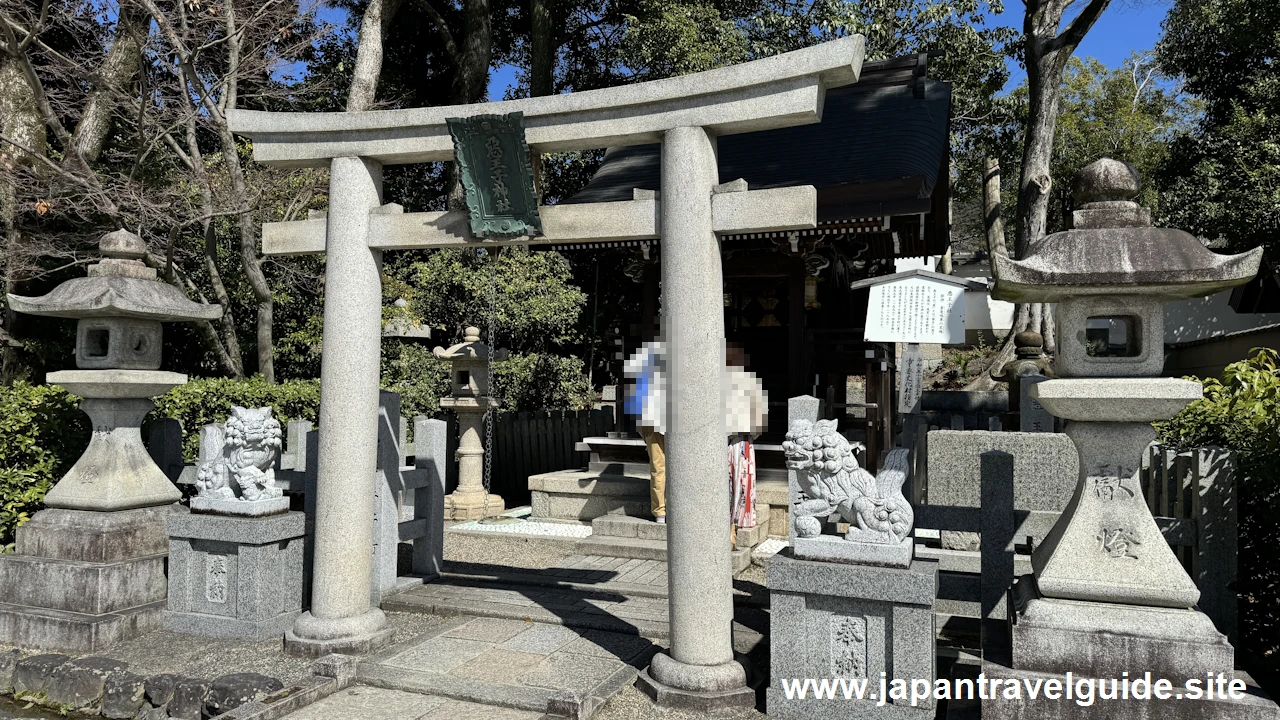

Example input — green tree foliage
[1155,0,1280,258]
[1157,348,1280,661]
[0,383,88,548]
[402,247,586,349]
[952,55,1196,253]
[380,246,595,417]
[1050,55,1195,232]
[620,0,748,79]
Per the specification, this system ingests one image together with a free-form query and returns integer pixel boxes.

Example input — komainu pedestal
[163,509,305,640]
[767,551,937,719]
[769,423,937,719]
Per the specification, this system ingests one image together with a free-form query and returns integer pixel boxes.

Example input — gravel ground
[0,612,449,687]
[593,685,767,720]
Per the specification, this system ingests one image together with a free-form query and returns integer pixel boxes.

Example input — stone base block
[0,599,163,653]
[0,506,172,651]
[283,610,395,658]
[1010,576,1234,679]
[634,666,757,713]
[792,535,912,568]
[0,553,166,615]
[166,510,305,641]
[767,550,938,718]
[15,507,170,562]
[979,661,1280,720]
[444,492,506,521]
[190,496,291,517]
[766,688,933,720]
[163,608,300,642]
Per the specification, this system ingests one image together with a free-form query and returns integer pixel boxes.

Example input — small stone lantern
[433,327,509,520]
[0,229,222,651]
[986,158,1262,708]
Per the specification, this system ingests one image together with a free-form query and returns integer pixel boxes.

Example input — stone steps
[382,579,673,639]
[577,515,753,573]
[527,471,650,523]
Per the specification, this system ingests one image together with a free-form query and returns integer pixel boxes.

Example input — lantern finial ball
[1073,158,1140,205]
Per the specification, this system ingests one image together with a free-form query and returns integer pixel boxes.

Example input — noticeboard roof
[849,268,989,292]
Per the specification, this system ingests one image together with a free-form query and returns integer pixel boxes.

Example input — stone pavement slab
[278,685,545,720]
[355,616,660,718]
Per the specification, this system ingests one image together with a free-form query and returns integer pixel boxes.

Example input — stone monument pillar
[0,230,222,651]
[163,408,306,640]
[433,326,508,521]
[983,159,1274,718]
[768,421,938,718]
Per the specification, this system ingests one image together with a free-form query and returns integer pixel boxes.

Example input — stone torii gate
[228,35,865,709]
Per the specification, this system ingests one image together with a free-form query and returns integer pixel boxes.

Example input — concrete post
[638,126,754,711]
[285,156,393,657]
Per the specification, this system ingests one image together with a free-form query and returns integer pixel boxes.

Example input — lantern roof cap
[992,158,1261,303]
[432,327,509,361]
[7,231,223,322]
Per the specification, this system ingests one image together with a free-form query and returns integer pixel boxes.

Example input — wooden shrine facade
[545,54,953,446]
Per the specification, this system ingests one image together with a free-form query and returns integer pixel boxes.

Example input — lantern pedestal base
[444,492,506,521]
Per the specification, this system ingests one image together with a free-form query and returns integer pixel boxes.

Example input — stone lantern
[0,229,221,651]
[984,159,1266,718]
[434,326,508,520]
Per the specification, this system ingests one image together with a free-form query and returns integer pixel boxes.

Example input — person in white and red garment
[724,342,767,548]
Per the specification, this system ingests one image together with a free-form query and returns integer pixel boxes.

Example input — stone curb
[1,649,292,719]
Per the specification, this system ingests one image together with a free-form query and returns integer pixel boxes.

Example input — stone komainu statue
[783,419,913,544]
[196,406,284,502]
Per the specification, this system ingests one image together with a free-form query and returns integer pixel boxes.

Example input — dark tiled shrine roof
[563,58,952,220]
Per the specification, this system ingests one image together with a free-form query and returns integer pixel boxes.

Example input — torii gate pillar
[284,156,395,656]
[634,126,755,709]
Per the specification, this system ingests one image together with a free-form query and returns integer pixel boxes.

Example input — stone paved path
[280,685,547,720]
[395,554,769,640]
[444,555,671,598]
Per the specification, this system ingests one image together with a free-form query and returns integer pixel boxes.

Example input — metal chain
[481,248,498,520]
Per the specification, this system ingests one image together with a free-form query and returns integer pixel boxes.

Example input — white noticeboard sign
[863,277,966,345]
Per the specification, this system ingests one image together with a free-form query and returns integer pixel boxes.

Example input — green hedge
[0,383,89,548]
[1156,347,1280,666]
[151,377,322,462]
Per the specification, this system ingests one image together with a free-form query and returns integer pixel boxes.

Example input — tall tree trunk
[529,0,553,200]
[1002,0,1110,364]
[983,157,1007,259]
[529,0,553,98]
[69,5,148,166]
[445,0,493,209]
[0,54,45,381]
[218,3,275,382]
[347,0,402,112]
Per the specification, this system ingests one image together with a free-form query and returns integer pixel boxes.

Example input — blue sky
[483,1,1173,99]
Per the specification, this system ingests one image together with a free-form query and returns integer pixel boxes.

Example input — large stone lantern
[984,159,1266,717]
[434,327,508,520]
[0,229,221,651]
